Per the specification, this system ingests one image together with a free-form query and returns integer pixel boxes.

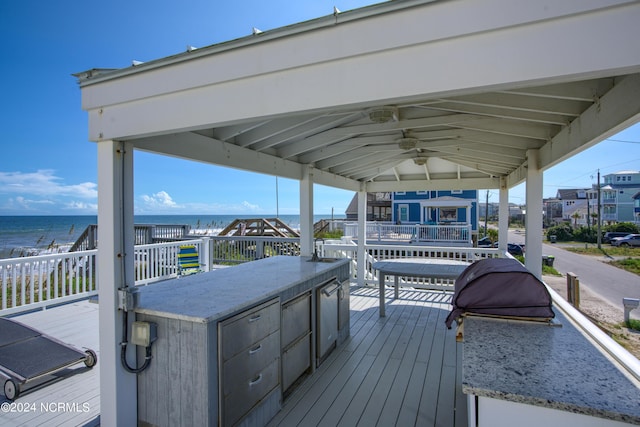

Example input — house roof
[74,0,640,195]
[556,189,590,200]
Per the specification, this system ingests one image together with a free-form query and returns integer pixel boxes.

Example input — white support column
[466,203,471,244]
[300,166,314,257]
[525,150,543,279]
[97,140,137,426]
[498,178,509,253]
[357,188,367,286]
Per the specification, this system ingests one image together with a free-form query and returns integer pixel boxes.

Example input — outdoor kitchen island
[133,256,350,427]
[462,310,640,426]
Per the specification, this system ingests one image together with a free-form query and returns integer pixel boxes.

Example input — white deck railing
[134,239,209,285]
[0,250,98,316]
[208,236,300,265]
[321,239,501,289]
[1,236,494,315]
[0,239,210,314]
[343,221,472,245]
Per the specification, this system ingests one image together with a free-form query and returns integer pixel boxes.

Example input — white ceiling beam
[539,73,640,171]
[417,140,527,159]
[276,114,486,159]
[440,93,587,117]
[297,135,389,164]
[498,79,614,102]
[411,129,543,150]
[418,102,571,126]
[423,161,430,180]
[507,73,640,188]
[455,118,554,140]
[132,132,363,192]
[367,177,500,192]
[245,111,364,151]
[433,148,523,168]
[212,120,271,141]
[234,113,325,147]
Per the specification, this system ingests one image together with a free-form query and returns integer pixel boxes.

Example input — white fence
[208,236,300,264]
[0,250,98,316]
[322,240,501,290]
[0,239,211,314]
[343,222,472,245]
[1,236,498,315]
[134,239,209,285]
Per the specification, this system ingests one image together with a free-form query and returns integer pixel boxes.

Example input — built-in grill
[445,258,555,329]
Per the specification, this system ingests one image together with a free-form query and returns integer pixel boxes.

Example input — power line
[605,138,640,144]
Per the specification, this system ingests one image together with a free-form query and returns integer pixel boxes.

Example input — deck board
[1,285,463,427]
[268,286,463,427]
[1,300,100,427]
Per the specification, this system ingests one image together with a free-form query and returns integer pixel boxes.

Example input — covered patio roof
[76,0,640,194]
[74,0,640,425]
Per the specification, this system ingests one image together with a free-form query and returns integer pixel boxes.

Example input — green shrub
[573,226,597,243]
[546,223,573,241]
[605,222,639,234]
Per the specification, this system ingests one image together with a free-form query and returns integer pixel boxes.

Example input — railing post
[567,272,580,308]
[201,237,211,272]
[257,238,265,260]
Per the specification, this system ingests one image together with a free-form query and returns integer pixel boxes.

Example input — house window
[439,208,457,222]
[398,204,409,222]
[417,190,428,195]
[451,190,463,194]
[396,191,406,195]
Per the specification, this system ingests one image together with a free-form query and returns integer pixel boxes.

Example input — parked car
[477,236,493,247]
[506,243,525,256]
[488,241,525,255]
[604,232,633,244]
[611,234,640,247]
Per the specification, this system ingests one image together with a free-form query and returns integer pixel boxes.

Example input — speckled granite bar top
[462,312,640,425]
[134,256,349,323]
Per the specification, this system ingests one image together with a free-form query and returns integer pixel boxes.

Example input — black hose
[120,308,153,374]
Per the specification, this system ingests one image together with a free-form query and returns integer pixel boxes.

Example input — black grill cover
[445,258,554,328]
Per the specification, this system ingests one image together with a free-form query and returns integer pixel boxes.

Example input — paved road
[508,230,640,308]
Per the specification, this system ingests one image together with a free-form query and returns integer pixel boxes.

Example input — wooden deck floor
[1,286,463,427]
[0,300,100,427]
[268,286,466,427]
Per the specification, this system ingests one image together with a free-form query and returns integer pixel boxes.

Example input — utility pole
[485,190,489,237]
[597,169,602,249]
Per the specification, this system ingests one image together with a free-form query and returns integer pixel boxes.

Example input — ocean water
[0,214,344,259]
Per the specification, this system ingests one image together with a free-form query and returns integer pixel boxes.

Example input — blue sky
[0,0,638,216]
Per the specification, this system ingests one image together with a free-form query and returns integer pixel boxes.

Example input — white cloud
[64,201,98,211]
[139,191,180,210]
[241,200,260,211]
[0,170,97,198]
[7,196,55,210]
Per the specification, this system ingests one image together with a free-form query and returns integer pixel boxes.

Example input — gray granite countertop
[462,312,640,424]
[134,256,349,323]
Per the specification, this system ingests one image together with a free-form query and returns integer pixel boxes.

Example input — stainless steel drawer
[282,332,311,392]
[222,330,280,397]
[222,359,280,427]
[220,299,280,361]
[281,293,311,348]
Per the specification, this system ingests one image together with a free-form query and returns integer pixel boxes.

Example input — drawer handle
[248,314,262,323]
[249,374,263,386]
[249,344,262,355]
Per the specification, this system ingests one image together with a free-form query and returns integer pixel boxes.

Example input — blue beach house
[392,190,478,229]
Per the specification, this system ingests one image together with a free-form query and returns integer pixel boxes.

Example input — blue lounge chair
[177,245,201,276]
